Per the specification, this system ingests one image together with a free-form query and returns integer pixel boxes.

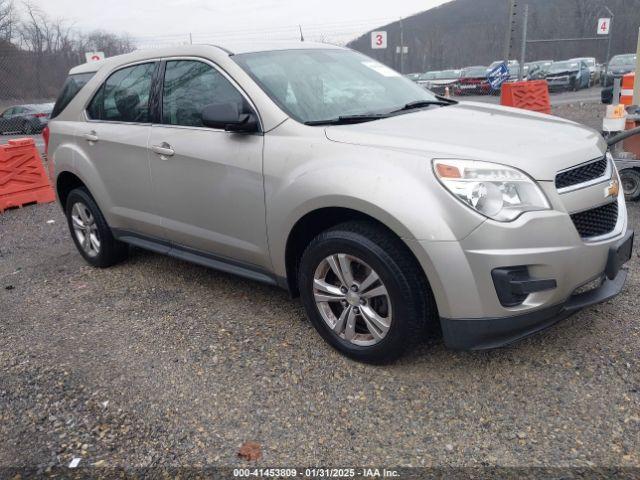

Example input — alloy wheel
[71,202,101,257]
[313,253,392,347]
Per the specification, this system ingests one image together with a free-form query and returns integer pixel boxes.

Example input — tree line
[348,0,640,74]
[0,1,134,101]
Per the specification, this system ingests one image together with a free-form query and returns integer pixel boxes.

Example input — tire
[298,221,436,364]
[621,169,640,202]
[65,187,128,267]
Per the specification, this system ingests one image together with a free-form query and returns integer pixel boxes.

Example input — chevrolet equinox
[47,43,634,363]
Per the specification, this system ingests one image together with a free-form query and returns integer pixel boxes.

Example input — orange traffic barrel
[620,73,635,106]
[623,119,640,159]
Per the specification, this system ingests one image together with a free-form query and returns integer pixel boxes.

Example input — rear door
[148,58,268,269]
[80,61,164,239]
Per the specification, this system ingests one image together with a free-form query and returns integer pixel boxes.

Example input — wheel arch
[56,170,88,209]
[283,205,426,298]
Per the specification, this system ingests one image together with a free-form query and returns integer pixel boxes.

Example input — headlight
[433,159,550,222]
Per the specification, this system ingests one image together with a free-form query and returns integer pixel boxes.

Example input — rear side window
[88,63,156,123]
[162,60,245,128]
[51,73,95,119]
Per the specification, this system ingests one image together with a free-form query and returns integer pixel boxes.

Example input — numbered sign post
[371,31,387,50]
[85,51,106,63]
[598,18,611,35]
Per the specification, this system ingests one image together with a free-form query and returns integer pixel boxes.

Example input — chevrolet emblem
[605,178,620,199]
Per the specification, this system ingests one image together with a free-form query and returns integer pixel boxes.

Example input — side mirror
[201,102,259,133]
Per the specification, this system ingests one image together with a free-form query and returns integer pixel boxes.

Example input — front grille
[556,157,608,190]
[570,202,618,238]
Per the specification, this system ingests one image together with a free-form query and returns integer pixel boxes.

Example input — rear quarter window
[51,73,96,119]
[87,63,157,123]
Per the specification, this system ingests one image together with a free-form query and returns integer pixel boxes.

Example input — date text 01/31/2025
[232,468,400,478]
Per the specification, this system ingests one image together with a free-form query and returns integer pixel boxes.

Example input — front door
[148,59,269,270]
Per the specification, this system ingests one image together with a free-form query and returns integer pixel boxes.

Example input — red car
[455,66,491,96]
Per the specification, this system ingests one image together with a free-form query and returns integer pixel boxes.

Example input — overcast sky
[31,0,452,46]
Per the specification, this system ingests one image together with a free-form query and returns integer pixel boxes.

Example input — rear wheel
[621,169,640,201]
[298,221,436,363]
[65,187,128,267]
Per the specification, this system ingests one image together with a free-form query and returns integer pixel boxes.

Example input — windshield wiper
[304,114,389,126]
[392,99,455,113]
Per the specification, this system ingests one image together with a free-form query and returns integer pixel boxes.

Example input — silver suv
[47,43,634,363]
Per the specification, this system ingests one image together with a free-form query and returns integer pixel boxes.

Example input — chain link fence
[0,50,85,110]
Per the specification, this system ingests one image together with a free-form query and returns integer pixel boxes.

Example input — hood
[324,102,606,181]
[427,78,459,85]
[610,68,634,76]
[547,70,578,77]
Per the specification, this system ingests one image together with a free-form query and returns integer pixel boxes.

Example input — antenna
[299,25,305,42]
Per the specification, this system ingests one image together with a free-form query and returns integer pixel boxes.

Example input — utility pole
[503,0,517,64]
[603,5,614,81]
[518,4,529,81]
[399,17,405,74]
[634,27,640,105]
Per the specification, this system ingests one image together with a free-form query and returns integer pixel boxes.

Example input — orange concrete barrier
[0,138,55,213]
[620,73,635,106]
[500,80,551,114]
[623,119,640,159]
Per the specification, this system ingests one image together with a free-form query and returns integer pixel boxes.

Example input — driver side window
[162,60,245,128]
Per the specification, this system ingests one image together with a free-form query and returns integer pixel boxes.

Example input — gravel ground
[1,103,639,473]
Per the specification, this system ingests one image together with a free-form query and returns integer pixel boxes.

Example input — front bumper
[547,79,573,90]
[440,229,633,350]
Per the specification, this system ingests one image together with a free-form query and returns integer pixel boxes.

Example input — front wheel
[621,169,640,201]
[298,221,436,363]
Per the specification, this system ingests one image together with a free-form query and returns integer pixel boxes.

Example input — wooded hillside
[348,0,640,73]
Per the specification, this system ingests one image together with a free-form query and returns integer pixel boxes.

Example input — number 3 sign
[371,31,388,49]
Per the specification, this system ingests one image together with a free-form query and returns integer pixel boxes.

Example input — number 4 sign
[371,31,387,49]
[598,18,611,35]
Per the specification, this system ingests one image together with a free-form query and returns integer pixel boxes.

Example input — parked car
[570,57,599,86]
[525,60,553,80]
[602,54,637,87]
[0,103,53,134]
[487,59,519,72]
[405,73,421,82]
[455,66,490,95]
[546,60,591,91]
[418,69,461,95]
[47,43,633,363]
[601,86,614,105]
[416,70,438,86]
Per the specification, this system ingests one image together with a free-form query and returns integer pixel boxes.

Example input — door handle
[84,131,98,142]
[151,143,175,157]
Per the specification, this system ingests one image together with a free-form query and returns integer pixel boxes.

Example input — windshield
[462,67,487,78]
[610,55,637,67]
[437,70,459,79]
[234,49,438,124]
[419,72,438,80]
[548,61,579,73]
